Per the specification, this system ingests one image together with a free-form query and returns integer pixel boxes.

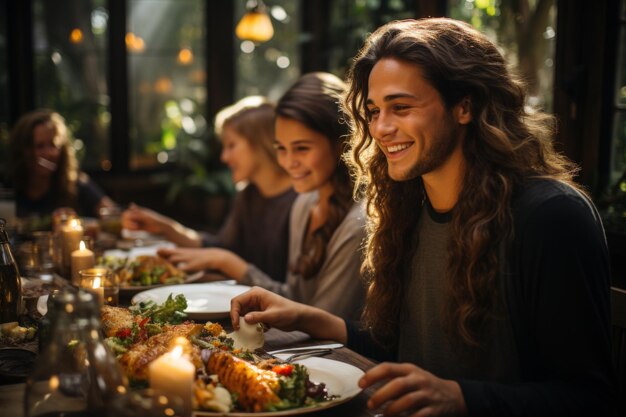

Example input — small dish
[0,347,37,384]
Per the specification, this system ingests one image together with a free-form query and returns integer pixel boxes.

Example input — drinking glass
[99,206,122,237]
[31,231,59,273]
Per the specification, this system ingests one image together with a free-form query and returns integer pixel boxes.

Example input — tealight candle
[90,276,105,305]
[149,341,194,417]
[71,241,95,285]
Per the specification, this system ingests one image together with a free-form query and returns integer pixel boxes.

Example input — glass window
[33,0,110,171]
[612,9,626,188]
[235,0,301,101]
[611,111,626,185]
[127,0,207,170]
[448,0,557,112]
[326,0,415,76]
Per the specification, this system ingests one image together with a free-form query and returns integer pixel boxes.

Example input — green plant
[164,128,235,204]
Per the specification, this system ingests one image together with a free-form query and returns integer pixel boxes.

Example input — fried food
[101,305,134,337]
[101,255,186,287]
[206,350,281,412]
[130,255,185,284]
[118,322,203,380]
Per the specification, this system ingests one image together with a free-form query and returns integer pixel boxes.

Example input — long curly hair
[277,72,354,280]
[344,18,581,347]
[9,109,79,208]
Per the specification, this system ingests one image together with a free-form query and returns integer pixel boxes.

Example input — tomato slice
[116,328,132,339]
[272,364,294,376]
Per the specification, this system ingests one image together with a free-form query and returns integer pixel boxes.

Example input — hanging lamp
[235,0,274,43]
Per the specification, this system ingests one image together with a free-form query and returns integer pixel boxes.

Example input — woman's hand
[230,287,348,343]
[157,247,247,280]
[123,203,201,247]
[122,204,168,234]
[230,287,308,331]
[360,362,467,417]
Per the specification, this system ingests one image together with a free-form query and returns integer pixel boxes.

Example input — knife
[266,342,344,355]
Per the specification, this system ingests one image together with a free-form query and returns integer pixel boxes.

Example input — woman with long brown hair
[9,109,115,218]
[163,73,366,321]
[230,18,614,417]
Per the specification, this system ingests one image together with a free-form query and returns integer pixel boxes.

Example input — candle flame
[93,277,102,289]
[70,219,79,228]
[49,375,60,390]
[79,240,86,250]
[171,345,183,359]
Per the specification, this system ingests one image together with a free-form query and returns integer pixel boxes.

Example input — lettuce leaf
[129,293,188,324]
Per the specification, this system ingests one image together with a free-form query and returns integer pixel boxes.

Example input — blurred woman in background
[124,96,296,282]
[9,109,115,218]
[159,73,366,320]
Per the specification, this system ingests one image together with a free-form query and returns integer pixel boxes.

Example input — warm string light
[177,48,194,65]
[126,32,146,52]
[69,28,83,44]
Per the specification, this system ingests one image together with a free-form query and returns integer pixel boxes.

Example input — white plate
[194,356,364,417]
[131,282,251,320]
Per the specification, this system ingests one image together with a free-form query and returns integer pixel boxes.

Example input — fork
[282,348,333,363]
[254,347,333,363]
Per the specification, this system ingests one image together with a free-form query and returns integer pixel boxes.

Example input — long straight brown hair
[344,18,580,347]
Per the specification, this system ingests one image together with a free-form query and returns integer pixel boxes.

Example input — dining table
[0,302,384,417]
[3,233,385,416]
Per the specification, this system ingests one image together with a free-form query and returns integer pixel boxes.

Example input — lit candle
[149,340,194,417]
[71,241,95,285]
[90,276,105,306]
[61,218,84,277]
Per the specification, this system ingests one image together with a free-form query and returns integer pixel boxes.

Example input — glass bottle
[24,289,128,417]
[0,217,22,323]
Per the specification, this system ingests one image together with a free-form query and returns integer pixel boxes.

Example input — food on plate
[0,321,36,344]
[203,350,333,412]
[118,322,203,380]
[206,350,281,412]
[101,305,134,338]
[228,317,264,351]
[101,294,335,413]
[99,254,186,287]
[195,377,233,412]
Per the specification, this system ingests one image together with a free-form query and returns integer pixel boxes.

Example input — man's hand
[360,362,467,417]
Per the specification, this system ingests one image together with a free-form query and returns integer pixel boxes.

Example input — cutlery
[283,348,332,363]
[267,342,343,355]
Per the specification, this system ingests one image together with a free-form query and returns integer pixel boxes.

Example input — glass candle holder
[99,206,122,237]
[79,267,119,306]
